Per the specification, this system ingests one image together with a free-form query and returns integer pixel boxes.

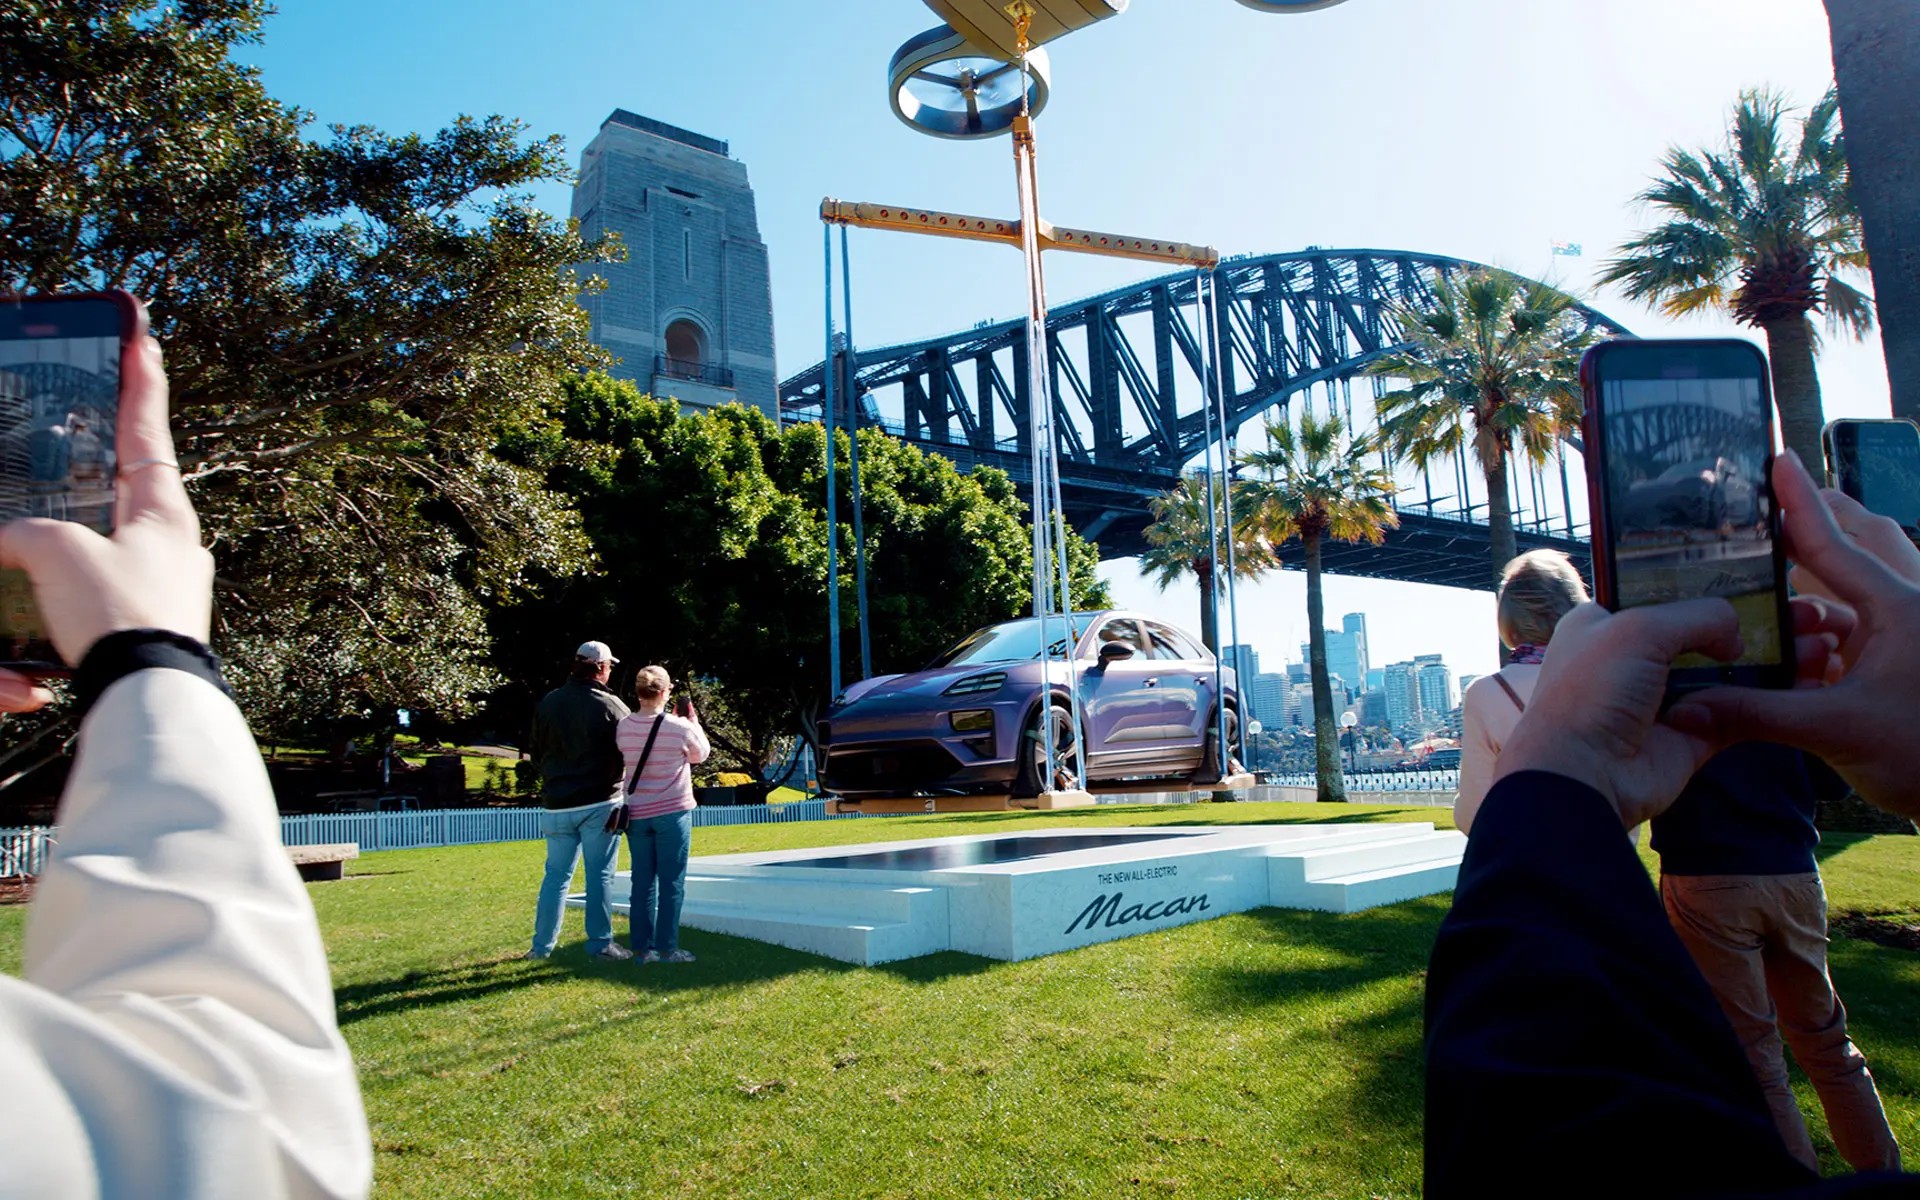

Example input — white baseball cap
[574,640,619,665]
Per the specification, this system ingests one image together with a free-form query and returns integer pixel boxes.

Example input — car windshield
[927,617,1086,667]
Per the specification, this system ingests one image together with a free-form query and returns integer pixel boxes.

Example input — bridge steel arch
[779,248,1635,590]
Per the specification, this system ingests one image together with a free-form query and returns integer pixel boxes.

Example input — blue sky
[240,0,1887,684]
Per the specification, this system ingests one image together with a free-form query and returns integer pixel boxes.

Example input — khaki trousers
[1662,872,1901,1174]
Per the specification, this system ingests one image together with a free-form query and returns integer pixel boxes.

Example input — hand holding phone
[0,328,211,704]
[0,291,147,666]
[1821,418,1920,539]
[676,695,696,721]
[1581,338,1795,696]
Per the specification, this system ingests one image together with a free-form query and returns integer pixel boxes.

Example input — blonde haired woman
[1455,550,1589,834]
[616,665,710,963]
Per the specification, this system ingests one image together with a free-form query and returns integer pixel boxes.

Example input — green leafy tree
[492,374,1110,792]
[1,0,613,743]
[1598,87,1872,467]
[1239,412,1398,803]
[1366,268,1594,589]
[1822,2,1919,422]
[1137,474,1275,654]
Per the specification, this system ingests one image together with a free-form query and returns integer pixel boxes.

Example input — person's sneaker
[661,949,696,964]
[638,950,661,964]
[592,944,634,962]
[520,949,551,960]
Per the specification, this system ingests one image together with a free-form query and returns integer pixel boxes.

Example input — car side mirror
[1098,641,1136,664]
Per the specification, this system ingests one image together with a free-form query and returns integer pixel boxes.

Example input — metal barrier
[1266,769,1459,794]
[277,800,861,852]
[1,826,54,877]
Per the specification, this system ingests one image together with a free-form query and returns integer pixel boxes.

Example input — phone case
[0,290,144,653]
[1580,338,1795,694]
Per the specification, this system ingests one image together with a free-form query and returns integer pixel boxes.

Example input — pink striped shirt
[616,710,711,820]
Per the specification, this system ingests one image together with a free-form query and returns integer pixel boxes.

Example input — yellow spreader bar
[820,198,1220,269]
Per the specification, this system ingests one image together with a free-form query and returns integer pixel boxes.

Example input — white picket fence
[1266,769,1459,794]
[277,799,860,852]
[1,826,54,877]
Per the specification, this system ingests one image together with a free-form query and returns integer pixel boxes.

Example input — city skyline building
[1415,653,1454,718]
[1248,673,1290,729]
[1383,660,1422,733]
[571,109,779,418]
[1224,643,1260,688]
[1326,613,1368,704]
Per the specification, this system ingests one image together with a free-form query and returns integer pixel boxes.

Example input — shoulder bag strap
[625,715,668,795]
[1492,673,1526,714]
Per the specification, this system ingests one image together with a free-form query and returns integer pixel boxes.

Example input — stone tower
[571,110,778,418]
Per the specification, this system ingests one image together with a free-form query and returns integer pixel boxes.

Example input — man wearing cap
[525,641,633,960]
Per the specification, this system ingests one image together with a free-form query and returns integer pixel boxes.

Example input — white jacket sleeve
[0,670,371,1200]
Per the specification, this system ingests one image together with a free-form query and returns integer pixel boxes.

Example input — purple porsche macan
[818,610,1241,799]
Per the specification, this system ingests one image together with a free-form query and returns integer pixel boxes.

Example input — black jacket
[528,678,630,809]
[1424,771,1915,1198]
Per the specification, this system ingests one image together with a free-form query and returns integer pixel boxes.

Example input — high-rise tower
[570,110,778,417]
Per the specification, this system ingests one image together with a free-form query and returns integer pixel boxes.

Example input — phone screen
[1844,420,1920,531]
[0,297,125,641]
[1592,342,1784,674]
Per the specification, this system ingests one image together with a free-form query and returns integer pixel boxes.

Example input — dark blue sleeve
[1424,771,1816,1197]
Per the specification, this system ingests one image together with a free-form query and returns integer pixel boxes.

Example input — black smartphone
[1821,418,1920,538]
[0,291,143,667]
[1581,338,1795,694]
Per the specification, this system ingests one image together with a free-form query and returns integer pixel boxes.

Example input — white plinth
[569,822,1463,965]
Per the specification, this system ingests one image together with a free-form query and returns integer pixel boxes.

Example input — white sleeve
[0,670,371,1200]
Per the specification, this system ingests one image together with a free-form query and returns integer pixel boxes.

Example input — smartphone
[0,291,142,664]
[1822,418,1920,538]
[1581,338,1795,694]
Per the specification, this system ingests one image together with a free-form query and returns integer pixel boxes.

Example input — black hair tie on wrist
[74,628,234,718]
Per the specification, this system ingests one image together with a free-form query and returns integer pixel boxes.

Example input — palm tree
[1365,268,1594,587]
[1598,87,1873,468]
[1239,411,1398,804]
[1824,3,1920,422]
[1138,473,1274,654]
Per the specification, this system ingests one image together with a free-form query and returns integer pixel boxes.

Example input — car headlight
[943,671,1006,696]
[948,709,994,733]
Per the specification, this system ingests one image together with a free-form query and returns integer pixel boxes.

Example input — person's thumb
[1665,685,1834,753]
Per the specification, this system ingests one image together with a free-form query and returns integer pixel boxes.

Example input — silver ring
[117,458,182,477]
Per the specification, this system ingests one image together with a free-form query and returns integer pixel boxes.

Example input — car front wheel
[1013,702,1081,798]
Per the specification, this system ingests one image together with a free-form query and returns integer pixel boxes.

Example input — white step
[1271,854,1464,914]
[609,873,950,966]
[1266,828,1464,886]
[676,874,936,923]
[674,902,929,966]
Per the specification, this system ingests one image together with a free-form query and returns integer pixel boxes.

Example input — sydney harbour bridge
[779,247,1635,591]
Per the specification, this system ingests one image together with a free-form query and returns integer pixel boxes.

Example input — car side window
[1095,618,1146,657]
[1145,621,1201,662]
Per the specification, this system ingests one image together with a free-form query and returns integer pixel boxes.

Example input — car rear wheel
[1013,702,1081,798]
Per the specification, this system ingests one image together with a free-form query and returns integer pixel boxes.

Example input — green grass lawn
[2,802,1916,1198]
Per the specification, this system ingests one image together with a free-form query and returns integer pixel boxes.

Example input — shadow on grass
[334,928,1001,1027]
[1179,899,1442,1159]
[336,956,578,1024]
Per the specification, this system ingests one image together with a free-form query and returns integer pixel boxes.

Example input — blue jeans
[626,809,694,954]
[532,802,621,955]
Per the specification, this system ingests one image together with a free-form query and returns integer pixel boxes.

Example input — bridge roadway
[780,248,1632,590]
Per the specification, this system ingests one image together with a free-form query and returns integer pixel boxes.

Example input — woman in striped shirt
[617,665,711,963]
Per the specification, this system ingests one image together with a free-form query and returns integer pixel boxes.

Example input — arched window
[664,319,707,370]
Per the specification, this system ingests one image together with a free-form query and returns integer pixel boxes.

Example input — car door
[1141,620,1209,750]
[1079,617,1182,762]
